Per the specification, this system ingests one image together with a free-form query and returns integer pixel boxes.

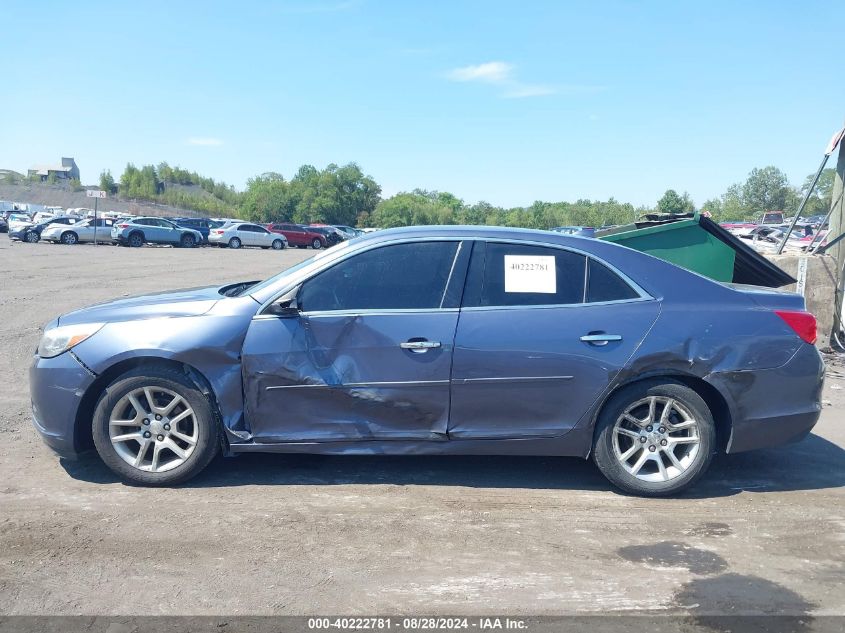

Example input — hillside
[0,180,226,219]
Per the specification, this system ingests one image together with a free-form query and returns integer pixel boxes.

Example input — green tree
[801,168,835,217]
[240,173,292,222]
[742,166,792,215]
[657,189,695,215]
[99,170,116,194]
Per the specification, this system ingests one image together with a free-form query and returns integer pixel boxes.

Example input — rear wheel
[60,231,78,245]
[228,237,242,249]
[271,239,284,250]
[311,238,322,249]
[91,366,220,486]
[592,380,715,497]
[25,231,40,243]
[128,232,144,248]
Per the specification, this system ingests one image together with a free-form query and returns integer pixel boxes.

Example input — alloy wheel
[25,231,39,243]
[611,396,701,483]
[62,232,78,245]
[229,237,241,249]
[108,386,199,473]
[312,238,322,249]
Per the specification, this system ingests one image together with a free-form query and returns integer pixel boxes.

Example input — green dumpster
[596,212,794,287]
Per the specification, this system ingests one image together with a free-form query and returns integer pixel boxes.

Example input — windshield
[236,240,353,297]
[9,214,29,222]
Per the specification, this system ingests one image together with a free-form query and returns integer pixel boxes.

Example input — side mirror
[266,286,300,318]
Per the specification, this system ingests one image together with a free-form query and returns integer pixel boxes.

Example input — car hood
[58,286,223,326]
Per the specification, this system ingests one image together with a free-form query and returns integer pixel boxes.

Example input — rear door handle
[400,340,442,353]
[580,333,623,346]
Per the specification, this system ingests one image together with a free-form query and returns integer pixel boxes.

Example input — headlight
[37,323,105,358]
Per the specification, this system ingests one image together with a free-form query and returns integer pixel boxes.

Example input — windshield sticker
[504,255,556,293]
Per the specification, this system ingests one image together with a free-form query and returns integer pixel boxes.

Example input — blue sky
[3,1,844,208]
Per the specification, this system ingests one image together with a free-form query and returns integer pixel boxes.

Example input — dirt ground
[0,238,843,619]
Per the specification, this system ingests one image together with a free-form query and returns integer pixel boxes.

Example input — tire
[311,238,322,249]
[60,231,78,245]
[128,232,144,248]
[271,239,284,250]
[180,233,196,248]
[91,366,221,486]
[25,231,40,243]
[228,237,241,249]
[592,380,716,497]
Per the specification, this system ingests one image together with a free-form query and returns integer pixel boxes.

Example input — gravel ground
[0,238,843,619]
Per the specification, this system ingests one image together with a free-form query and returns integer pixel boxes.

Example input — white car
[41,217,116,245]
[7,213,32,233]
[208,222,287,249]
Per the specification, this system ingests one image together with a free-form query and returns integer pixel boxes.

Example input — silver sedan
[208,222,287,249]
[41,218,116,245]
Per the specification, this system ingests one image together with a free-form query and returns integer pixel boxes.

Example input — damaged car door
[241,240,470,442]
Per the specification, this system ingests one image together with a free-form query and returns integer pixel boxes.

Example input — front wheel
[271,239,284,250]
[180,233,196,248]
[228,237,242,249]
[61,231,78,245]
[592,380,715,497]
[25,231,40,243]
[311,238,322,249]
[91,366,220,486]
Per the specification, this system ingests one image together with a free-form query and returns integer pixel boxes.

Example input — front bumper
[9,228,31,240]
[710,343,825,453]
[30,351,97,458]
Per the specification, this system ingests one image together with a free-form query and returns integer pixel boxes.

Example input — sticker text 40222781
[504,255,557,294]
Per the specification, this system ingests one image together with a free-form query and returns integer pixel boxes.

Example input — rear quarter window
[586,259,640,303]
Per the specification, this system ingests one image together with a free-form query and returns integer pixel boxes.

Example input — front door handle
[580,333,623,346]
[400,340,441,353]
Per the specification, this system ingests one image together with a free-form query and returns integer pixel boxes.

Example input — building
[28,157,80,182]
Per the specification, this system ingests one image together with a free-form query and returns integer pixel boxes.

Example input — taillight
[775,310,817,345]
[212,230,223,235]
[117,223,128,228]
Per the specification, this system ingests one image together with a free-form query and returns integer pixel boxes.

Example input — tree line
[93,161,834,228]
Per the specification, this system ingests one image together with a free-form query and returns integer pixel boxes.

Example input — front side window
[299,241,460,312]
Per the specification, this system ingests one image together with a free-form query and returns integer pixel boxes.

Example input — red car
[266,223,327,249]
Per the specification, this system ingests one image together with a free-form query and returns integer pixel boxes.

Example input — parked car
[169,217,224,243]
[111,217,203,247]
[266,223,328,249]
[805,215,829,229]
[308,225,344,247]
[41,218,117,245]
[30,226,823,495]
[0,216,8,233]
[208,222,287,249]
[552,226,596,237]
[331,225,363,239]
[7,213,32,233]
[10,216,83,243]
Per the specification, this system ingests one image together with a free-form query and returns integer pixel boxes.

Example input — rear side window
[464,243,587,307]
[299,242,460,312]
[586,259,639,303]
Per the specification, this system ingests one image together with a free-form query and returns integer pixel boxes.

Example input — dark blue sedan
[29,226,824,495]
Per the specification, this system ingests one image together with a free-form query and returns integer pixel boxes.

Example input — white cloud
[187,137,223,147]
[447,61,515,84]
[446,61,606,99]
